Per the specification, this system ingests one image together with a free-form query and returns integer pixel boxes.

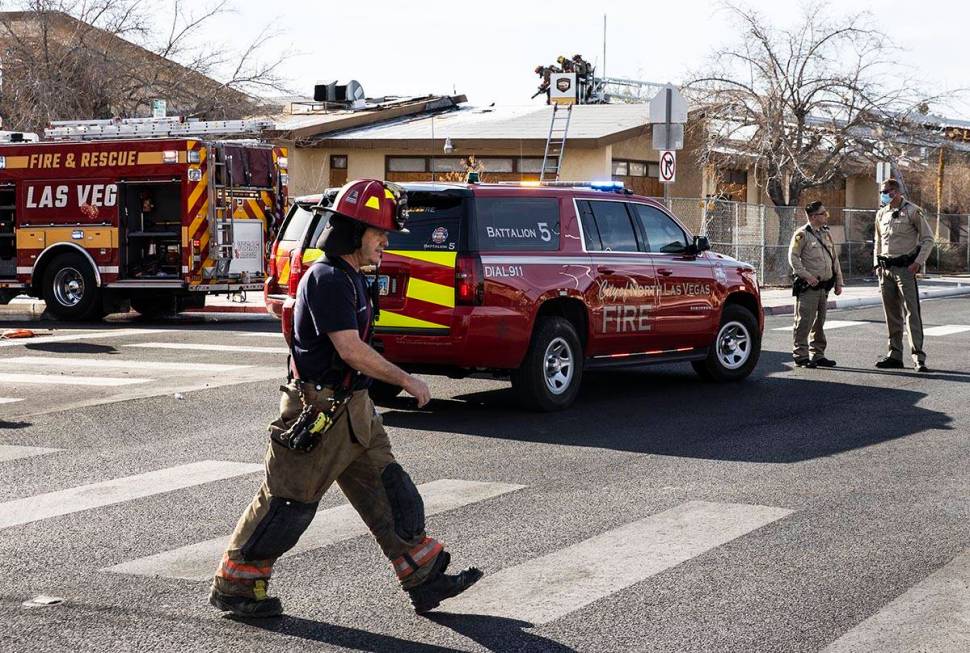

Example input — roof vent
[314,80,366,108]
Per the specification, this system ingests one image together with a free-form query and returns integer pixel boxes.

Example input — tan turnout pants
[793,287,829,360]
[879,266,926,365]
[213,382,439,598]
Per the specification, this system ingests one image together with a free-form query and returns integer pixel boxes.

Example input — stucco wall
[846,174,878,208]
[287,147,329,198]
[559,146,612,180]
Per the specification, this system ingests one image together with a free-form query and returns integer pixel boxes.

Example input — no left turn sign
[659,150,676,184]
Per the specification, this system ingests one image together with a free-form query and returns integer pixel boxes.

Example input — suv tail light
[267,247,278,278]
[287,248,304,297]
[455,254,484,306]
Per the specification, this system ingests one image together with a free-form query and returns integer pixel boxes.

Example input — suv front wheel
[512,317,583,411]
[692,304,760,381]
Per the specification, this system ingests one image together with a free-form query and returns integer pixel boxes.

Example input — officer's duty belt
[877,252,918,268]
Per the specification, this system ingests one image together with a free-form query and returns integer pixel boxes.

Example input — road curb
[763,286,970,316]
[0,301,274,321]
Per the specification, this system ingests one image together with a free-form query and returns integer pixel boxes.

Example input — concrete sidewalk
[0,289,272,321]
[761,274,970,316]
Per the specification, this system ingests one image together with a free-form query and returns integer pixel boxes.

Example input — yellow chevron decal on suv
[376,311,449,330]
[406,277,455,308]
[386,250,457,268]
[302,248,323,264]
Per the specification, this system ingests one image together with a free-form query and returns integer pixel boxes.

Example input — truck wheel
[511,316,583,412]
[692,304,760,382]
[41,252,102,321]
[368,380,403,404]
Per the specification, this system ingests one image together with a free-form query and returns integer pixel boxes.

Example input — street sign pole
[649,84,687,204]
[664,89,672,202]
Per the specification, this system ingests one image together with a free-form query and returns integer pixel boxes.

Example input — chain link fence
[658,198,970,286]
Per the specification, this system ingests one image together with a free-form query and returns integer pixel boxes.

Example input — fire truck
[0,117,288,319]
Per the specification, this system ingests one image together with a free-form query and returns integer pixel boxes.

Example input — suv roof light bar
[493,180,631,194]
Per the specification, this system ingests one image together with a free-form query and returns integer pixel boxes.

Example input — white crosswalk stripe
[443,500,793,625]
[0,328,167,348]
[0,461,262,529]
[772,320,868,331]
[0,372,152,386]
[0,397,23,404]
[0,356,250,373]
[0,445,62,462]
[923,324,970,336]
[103,479,525,580]
[823,548,970,652]
[126,342,288,354]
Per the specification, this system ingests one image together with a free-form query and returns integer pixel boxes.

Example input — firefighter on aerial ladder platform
[210,179,483,618]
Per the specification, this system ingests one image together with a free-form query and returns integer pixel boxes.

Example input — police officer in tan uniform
[874,178,934,372]
[788,201,844,368]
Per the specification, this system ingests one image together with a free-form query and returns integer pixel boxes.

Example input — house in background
[267,91,878,221]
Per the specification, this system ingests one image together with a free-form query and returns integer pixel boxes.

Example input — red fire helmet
[327,179,409,232]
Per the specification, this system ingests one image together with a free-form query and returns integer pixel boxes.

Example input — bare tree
[0,0,291,133]
[685,1,943,238]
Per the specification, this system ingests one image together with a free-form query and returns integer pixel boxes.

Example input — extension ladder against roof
[540,104,573,182]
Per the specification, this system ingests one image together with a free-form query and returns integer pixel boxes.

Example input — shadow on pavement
[240,614,463,652]
[823,366,970,383]
[429,612,577,652]
[380,351,952,463]
[0,420,31,429]
[25,342,118,354]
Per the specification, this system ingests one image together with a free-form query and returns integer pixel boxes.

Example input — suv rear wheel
[692,304,760,381]
[512,317,583,411]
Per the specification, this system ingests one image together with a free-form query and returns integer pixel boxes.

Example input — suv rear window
[474,197,560,251]
[281,205,314,241]
[388,191,465,252]
[586,200,639,252]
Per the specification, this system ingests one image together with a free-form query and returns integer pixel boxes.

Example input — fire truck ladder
[45,117,273,141]
[209,146,237,278]
[539,104,573,182]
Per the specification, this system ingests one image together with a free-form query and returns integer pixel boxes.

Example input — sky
[195,0,968,115]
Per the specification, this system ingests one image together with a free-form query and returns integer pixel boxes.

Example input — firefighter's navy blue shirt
[292,256,372,389]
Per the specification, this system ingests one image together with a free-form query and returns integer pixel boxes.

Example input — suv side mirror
[693,235,711,253]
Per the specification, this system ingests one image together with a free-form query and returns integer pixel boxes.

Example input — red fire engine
[0,117,287,319]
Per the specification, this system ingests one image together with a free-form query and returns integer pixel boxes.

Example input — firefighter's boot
[209,579,283,618]
[406,551,483,614]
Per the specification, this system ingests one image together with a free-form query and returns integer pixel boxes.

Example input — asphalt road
[0,297,968,652]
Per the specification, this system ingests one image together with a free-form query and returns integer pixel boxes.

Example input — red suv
[371,181,763,411]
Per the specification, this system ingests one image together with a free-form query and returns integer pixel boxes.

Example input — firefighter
[210,179,483,618]
[532,64,560,99]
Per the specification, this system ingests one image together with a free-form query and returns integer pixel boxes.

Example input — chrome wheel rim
[543,337,574,395]
[716,320,751,370]
[53,267,85,307]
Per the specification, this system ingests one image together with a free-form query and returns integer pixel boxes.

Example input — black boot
[209,580,283,618]
[406,551,483,614]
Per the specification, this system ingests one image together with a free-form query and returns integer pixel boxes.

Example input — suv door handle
[657,268,673,277]
[597,266,615,275]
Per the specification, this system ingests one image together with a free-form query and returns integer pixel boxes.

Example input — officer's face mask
[879,192,891,206]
